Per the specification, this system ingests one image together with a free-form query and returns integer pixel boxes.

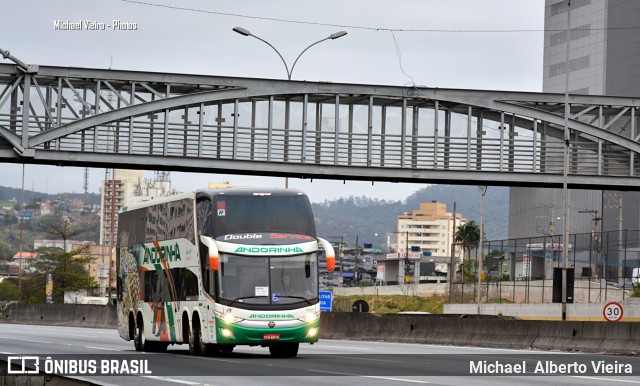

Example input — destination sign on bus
[217,233,314,245]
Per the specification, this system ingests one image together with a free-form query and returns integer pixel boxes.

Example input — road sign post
[603,301,623,322]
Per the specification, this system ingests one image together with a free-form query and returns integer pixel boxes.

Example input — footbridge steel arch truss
[1,63,640,189]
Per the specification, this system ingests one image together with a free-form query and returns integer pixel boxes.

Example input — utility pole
[449,202,457,303]
[616,196,623,283]
[354,235,359,286]
[329,236,344,286]
[83,167,89,211]
[477,186,487,314]
[18,164,25,301]
[605,194,624,284]
[561,0,572,322]
[578,209,602,280]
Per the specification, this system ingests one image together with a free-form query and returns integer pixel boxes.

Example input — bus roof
[120,188,310,213]
[196,187,309,199]
[120,191,195,212]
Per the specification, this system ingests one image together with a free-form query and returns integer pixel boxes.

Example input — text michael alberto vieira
[470,360,633,375]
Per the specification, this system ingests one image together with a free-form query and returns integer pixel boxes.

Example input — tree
[454,220,482,260]
[0,280,20,301]
[37,215,84,251]
[28,246,96,303]
[0,241,11,260]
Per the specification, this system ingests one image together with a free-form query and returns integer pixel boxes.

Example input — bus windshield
[218,253,318,306]
[211,195,316,238]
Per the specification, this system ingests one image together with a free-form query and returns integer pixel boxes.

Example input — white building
[34,239,91,253]
[397,201,466,257]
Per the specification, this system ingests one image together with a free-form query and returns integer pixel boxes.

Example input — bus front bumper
[215,318,320,344]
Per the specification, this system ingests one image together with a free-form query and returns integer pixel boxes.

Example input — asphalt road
[1,324,639,385]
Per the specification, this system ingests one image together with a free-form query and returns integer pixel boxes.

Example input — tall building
[397,201,466,260]
[99,170,176,247]
[509,1,640,243]
[96,170,176,297]
[99,169,142,247]
[76,244,113,297]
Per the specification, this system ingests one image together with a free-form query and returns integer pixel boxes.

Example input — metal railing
[451,230,640,304]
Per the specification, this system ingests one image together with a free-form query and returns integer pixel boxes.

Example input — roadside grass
[332,294,447,314]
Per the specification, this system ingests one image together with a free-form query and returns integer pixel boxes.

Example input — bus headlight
[299,312,320,323]
[221,328,234,338]
[307,327,318,337]
[223,313,240,323]
[215,311,243,324]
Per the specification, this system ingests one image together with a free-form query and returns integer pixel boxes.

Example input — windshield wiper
[227,295,267,307]
[277,295,313,306]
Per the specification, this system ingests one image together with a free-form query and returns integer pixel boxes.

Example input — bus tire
[134,318,150,352]
[269,343,298,358]
[200,342,220,357]
[188,320,201,356]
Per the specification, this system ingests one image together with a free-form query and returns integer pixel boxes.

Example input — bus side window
[196,198,212,236]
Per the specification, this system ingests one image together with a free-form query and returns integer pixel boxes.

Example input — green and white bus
[116,187,335,358]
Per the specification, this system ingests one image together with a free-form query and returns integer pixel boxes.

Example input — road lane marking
[83,346,122,351]
[571,376,640,384]
[307,369,430,383]
[333,355,401,363]
[142,375,201,385]
[173,353,244,364]
[316,345,373,350]
[0,337,54,344]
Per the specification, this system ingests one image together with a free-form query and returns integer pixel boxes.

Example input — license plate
[263,334,280,340]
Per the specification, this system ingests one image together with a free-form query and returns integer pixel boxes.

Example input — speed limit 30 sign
[603,302,624,322]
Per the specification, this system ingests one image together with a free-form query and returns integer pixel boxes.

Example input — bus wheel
[134,319,145,352]
[188,322,201,356]
[200,342,220,357]
[269,343,299,358]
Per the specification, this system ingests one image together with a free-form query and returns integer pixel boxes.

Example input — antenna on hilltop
[83,167,89,195]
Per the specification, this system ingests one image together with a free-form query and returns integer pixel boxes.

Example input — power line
[117,0,640,33]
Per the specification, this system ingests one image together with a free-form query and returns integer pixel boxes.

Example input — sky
[1,0,545,204]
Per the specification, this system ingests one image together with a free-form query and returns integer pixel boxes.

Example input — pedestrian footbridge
[1,62,640,188]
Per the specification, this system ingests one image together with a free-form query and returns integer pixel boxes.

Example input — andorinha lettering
[234,246,304,254]
[249,313,295,319]
[142,243,182,264]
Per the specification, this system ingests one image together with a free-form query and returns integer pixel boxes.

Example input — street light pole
[561,0,572,322]
[232,27,347,81]
[232,27,347,188]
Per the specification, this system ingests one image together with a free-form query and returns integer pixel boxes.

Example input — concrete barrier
[319,312,640,354]
[445,299,640,321]
[1,303,117,328]
[2,304,639,354]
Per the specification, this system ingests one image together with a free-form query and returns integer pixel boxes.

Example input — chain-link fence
[449,230,640,304]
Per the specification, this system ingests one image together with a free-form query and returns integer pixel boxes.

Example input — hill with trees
[312,184,509,248]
